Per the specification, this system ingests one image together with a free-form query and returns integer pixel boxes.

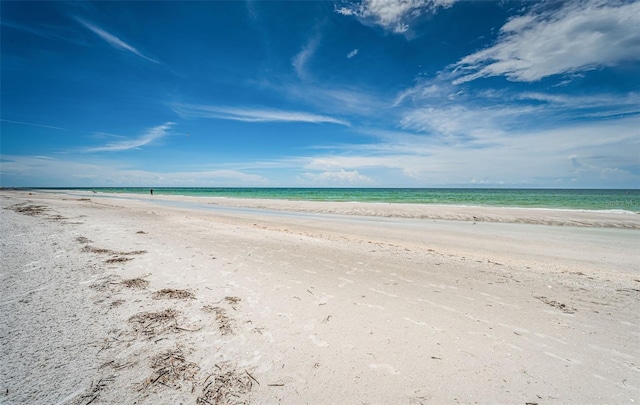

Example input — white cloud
[336,0,457,34]
[399,104,539,144]
[2,113,638,187]
[295,111,639,187]
[75,17,159,64]
[300,169,373,185]
[347,49,359,59]
[0,155,270,187]
[277,82,386,117]
[517,92,640,118]
[172,103,350,126]
[292,35,320,80]
[84,122,174,152]
[451,0,640,83]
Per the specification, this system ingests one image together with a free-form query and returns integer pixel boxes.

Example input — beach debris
[197,364,253,405]
[534,296,577,314]
[141,346,199,391]
[616,288,640,293]
[126,250,148,255]
[105,256,133,264]
[90,276,121,292]
[76,236,92,244]
[225,296,241,305]
[81,244,147,265]
[203,305,233,335]
[99,359,137,371]
[136,230,147,234]
[6,203,47,216]
[224,296,241,310]
[82,245,112,254]
[5,203,70,221]
[245,370,260,386]
[79,376,115,405]
[129,309,180,338]
[175,325,202,332]
[152,288,195,300]
[109,299,126,308]
[81,245,147,256]
[122,277,149,289]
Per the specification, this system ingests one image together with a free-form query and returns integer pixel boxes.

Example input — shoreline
[52,189,640,229]
[30,187,640,213]
[2,189,639,404]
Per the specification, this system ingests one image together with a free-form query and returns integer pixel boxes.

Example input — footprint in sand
[370,363,399,374]
[337,277,354,288]
[354,302,384,310]
[369,288,397,298]
[309,334,328,347]
[403,317,443,332]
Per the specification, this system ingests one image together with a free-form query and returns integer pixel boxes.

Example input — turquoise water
[54,188,640,212]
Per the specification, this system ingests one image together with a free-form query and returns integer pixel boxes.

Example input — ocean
[51,188,640,212]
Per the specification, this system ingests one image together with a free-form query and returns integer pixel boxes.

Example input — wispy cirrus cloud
[346,48,359,59]
[336,0,457,34]
[292,35,321,80]
[0,119,67,131]
[172,103,350,126]
[83,122,174,152]
[75,17,160,64]
[1,19,84,44]
[449,0,640,84]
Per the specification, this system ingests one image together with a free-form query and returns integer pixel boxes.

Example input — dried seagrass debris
[197,364,253,405]
[79,375,116,405]
[129,309,179,338]
[534,296,577,314]
[141,346,200,391]
[6,203,48,216]
[105,256,133,264]
[202,305,233,335]
[153,288,195,300]
[122,277,149,289]
[225,296,241,305]
[81,245,147,256]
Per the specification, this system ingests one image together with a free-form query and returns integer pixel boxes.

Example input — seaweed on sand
[141,346,200,391]
[129,309,180,338]
[122,277,150,289]
[152,288,195,300]
[197,363,253,405]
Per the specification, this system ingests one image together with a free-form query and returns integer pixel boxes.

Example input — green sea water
[53,188,640,212]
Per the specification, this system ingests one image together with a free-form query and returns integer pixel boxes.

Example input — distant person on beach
[150,189,153,195]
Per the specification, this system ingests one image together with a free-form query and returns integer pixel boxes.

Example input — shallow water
[42,187,640,212]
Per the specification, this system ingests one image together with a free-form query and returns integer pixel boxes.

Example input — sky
[1,0,639,188]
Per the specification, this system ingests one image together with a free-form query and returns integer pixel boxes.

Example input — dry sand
[1,189,638,404]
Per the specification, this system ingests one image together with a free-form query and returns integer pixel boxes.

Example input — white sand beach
[1,190,639,404]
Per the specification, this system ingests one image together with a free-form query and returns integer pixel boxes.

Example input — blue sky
[1,0,638,188]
